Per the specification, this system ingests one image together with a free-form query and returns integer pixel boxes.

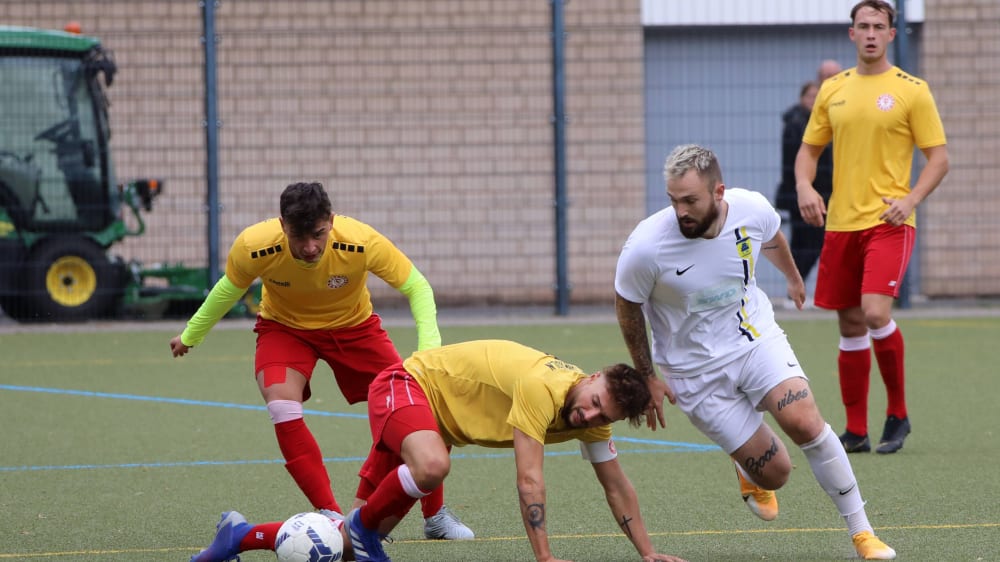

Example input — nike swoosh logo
[675,265,694,275]
[838,484,857,496]
[786,362,798,367]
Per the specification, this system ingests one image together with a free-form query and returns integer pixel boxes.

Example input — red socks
[873,326,907,419]
[839,323,907,435]
[239,521,282,552]
[838,348,871,436]
[275,418,341,513]
[361,466,422,529]
[420,485,444,518]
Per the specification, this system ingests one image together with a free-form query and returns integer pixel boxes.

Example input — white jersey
[615,188,783,377]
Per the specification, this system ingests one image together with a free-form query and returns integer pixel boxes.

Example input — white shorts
[661,335,806,454]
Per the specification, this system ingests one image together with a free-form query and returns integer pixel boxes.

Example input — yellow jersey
[403,340,612,447]
[804,66,946,231]
[225,215,413,330]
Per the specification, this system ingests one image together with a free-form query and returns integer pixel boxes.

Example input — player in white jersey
[617,187,782,379]
[615,144,896,560]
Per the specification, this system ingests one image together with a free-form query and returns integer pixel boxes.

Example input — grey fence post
[551,0,569,315]
[201,0,221,286]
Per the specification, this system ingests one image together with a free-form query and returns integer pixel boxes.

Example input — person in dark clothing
[776,80,834,282]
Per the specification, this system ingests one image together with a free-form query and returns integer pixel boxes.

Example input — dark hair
[279,182,332,237]
[800,80,819,98]
[851,0,895,27]
[603,363,652,428]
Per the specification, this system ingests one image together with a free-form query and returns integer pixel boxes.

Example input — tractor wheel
[0,295,21,320]
[16,237,123,322]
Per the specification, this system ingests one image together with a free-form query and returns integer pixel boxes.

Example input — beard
[560,405,578,427]
[678,202,720,239]
[560,396,588,428]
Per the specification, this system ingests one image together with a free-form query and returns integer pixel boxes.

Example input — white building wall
[643,0,924,26]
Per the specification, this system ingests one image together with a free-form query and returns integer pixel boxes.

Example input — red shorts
[253,313,401,404]
[357,365,439,495]
[814,224,915,310]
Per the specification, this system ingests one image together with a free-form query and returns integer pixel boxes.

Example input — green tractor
[0,25,256,322]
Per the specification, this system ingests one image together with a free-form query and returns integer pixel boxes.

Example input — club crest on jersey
[736,237,752,259]
[876,93,895,111]
[327,275,348,289]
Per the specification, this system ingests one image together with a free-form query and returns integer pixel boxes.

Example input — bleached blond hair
[663,144,723,189]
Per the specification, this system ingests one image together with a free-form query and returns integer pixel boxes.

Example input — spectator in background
[776,59,841,289]
[795,0,949,455]
[818,58,843,82]
[775,80,827,286]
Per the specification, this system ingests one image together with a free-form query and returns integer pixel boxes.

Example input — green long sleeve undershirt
[179,275,247,347]
[180,268,440,350]
[399,266,442,350]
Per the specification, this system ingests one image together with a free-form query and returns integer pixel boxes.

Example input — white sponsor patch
[687,279,743,312]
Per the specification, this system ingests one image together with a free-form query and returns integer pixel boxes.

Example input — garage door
[643,24,920,296]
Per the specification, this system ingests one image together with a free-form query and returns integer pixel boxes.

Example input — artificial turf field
[2,314,998,561]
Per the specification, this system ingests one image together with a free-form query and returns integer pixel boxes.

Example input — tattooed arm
[616,292,674,430]
[592,458,688,562]
[513,428,566,562]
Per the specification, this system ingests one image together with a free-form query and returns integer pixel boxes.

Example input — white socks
[800,423,872,536]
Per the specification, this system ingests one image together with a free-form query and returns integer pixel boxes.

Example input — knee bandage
[267,399,303,424]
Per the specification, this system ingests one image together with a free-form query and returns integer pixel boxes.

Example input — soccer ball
[274,512,344,562]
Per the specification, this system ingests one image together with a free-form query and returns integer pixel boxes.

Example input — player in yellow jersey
[795,0,949,457]
[190,340,687,562]
[170,182,473,541]
[351,339,686,562]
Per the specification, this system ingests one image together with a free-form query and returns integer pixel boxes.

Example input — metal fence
[1,1,997,323]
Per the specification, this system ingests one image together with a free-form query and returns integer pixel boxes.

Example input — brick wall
[920,0,1000,296]
[4,0,994,305]
[1,0,645,307]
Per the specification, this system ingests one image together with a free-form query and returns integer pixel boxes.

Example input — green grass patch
[1,317,998,560]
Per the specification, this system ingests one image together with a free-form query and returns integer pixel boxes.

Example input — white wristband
[580,439,618,463]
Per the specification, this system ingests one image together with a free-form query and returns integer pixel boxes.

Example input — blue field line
[2,443,718,473]
[615,436,720,452]
[0,383,366,418]
[1,384,720,473]
[1,457,359,473]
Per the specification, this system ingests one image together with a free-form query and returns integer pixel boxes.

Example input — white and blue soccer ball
[274,512,344,562]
